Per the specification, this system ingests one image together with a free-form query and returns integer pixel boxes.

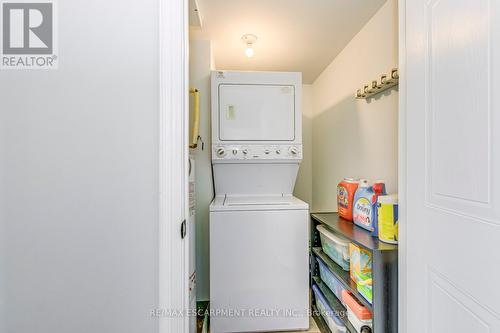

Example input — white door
[402,0,500,332]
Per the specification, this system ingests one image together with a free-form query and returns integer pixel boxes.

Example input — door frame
[161,0,411,332]
[398,0,408,332]
[159,0,190,332]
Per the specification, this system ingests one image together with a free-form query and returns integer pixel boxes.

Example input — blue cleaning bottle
[353,180,377,232]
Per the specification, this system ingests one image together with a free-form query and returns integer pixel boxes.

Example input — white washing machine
[188,156,197,333]
[209,71,309,333]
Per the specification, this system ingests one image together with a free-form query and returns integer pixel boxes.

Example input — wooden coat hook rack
[355,68,399,99]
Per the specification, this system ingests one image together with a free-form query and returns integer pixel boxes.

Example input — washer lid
[210,195,308,212]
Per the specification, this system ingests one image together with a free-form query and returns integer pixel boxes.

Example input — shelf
[311,212,398,332]
[311,213,398,252]
[313,247,373,312]
[312,276,357,333]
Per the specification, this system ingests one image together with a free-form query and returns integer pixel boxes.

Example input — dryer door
[218,84,295,141]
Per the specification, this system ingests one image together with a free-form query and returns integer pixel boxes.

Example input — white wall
[0,96,5,333]
[293,84,313,205]
[189,39,214,301]
[311,0,399,212]
[0,1,160,332]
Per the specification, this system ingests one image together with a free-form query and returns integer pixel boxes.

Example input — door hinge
[181,219,187,239]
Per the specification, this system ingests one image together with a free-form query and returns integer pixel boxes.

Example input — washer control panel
[212,145,302,160]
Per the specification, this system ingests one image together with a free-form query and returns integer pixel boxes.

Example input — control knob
[289,146,299,156]
[216,147,226,157]
[232,148,238,155]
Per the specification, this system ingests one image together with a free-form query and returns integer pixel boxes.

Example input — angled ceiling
[190,0,386,83]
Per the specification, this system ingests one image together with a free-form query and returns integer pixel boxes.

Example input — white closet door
[403,0,500,332]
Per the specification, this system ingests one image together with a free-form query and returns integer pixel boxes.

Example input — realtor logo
[1,0,57,69]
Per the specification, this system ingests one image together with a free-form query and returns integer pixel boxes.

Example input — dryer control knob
[216,147,225,157]
[242,149,248,155]
[264,149,270,155]
[276,149,281,155]
[232,148,238,155]
[289,147,298,156]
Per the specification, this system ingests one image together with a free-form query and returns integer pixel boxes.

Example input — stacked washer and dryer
[209,71,309,333]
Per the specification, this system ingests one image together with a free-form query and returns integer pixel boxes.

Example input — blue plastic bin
[317,256,347,304]
[312,284,346,333]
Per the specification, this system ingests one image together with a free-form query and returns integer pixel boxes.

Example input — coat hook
[355,68,399,100]
[391,68,399,80]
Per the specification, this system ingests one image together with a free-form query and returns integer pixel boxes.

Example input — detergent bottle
[377,194,399,244]
[337,178,359,221]
[353,180,377,232]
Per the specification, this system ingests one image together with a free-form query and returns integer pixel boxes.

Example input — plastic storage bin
[317,256,347,303]
[342,290,373,333]
[317,225,350,271]
[312,284,347,333]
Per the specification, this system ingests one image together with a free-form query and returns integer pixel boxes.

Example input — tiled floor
[202,317,321,333]
[263,317,321,333]
[199,315,321,333]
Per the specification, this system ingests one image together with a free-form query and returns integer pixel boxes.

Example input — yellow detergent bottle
[377,195,399,244]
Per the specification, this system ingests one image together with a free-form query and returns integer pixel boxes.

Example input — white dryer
[209,71,309,333]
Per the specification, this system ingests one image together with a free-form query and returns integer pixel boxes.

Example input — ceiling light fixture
[241,34,258,58]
